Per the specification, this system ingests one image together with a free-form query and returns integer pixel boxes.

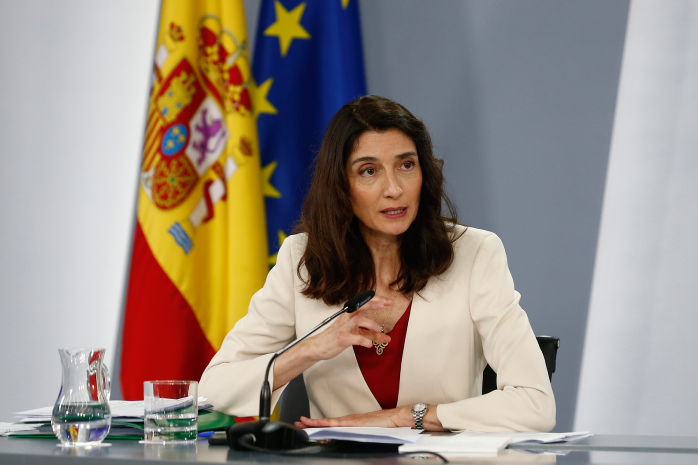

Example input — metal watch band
[414,410,425,430]
[412,403,427,430]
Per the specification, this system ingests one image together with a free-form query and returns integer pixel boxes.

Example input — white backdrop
[575,0,698,435]
[0,1,159,420]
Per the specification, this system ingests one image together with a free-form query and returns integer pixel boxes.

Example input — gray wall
[245,0,630,432]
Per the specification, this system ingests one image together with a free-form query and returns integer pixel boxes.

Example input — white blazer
[200,226,556,432]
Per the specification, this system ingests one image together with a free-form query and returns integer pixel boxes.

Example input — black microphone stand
[226,290,375,451]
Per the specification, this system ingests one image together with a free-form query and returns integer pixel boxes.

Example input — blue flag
[253,0,367,264]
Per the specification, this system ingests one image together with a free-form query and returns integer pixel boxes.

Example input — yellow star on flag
[251,77,278,120]
[341,0,350,9]
[268,230,288,266]
[264,1,311,57]
[261,160,282,198]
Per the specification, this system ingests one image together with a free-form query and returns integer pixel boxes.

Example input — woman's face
[347,128,422,242]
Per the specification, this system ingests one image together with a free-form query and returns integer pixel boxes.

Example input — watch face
[414,403,427,413]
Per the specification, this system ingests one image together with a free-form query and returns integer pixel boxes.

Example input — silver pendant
[373,327,388,355]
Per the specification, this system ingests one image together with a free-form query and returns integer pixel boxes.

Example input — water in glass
[143,381,197,443]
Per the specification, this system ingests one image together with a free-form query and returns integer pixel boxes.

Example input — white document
[399,435,511,457]
[458,431,593,444]
[0,422,39,436]
[305,427,425,444]
[14,398,211,421]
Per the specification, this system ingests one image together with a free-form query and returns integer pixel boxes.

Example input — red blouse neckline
[353,301,412,410]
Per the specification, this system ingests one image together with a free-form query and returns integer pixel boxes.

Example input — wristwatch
[411,402,427,430]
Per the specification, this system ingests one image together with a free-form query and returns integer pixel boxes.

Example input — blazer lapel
[397,280,449,407]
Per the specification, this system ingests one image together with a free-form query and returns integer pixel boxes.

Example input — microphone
[225,289,375,451]
[343,289,376,313]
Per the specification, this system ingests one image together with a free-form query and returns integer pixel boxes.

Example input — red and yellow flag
[120,0,268,400]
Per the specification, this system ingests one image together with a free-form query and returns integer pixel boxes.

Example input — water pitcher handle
[102,363,111,402]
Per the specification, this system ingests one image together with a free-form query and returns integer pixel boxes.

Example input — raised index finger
[354,296,393,315]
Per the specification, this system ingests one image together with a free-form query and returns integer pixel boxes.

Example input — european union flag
[253,0,367,264]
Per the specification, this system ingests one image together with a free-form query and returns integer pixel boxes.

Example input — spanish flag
[120,0,269,400]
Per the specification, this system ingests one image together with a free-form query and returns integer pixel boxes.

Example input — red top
[353,302,412,410]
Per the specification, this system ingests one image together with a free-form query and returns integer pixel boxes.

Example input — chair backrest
[481,335,559,395]
[279,374,311,424]
[279,335,560,423]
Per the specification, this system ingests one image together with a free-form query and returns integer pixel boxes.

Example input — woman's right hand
[303,296,394,362]
[272,296,393,390]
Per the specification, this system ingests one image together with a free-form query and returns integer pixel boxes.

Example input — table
[507,434,698,454]
[1,434,697,464]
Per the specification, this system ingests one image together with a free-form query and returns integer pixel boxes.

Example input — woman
[200,95,555,432]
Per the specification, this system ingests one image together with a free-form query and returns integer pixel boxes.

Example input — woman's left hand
[294,405,448,431]
[294,406,412,429]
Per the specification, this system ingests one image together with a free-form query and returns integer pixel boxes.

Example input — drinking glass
[143,381,198,443]
[51,348,111,446]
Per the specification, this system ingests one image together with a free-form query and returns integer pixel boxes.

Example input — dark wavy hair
[295,95,462,305]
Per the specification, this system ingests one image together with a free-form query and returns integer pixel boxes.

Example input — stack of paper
[400,435,511,457]
[14,398,212,424]
[5,398,232,439]
[305,427,424,444]
[400,431,592,457]
[458,431,593,444]
[306,428,592,458]
[0,422,41,437]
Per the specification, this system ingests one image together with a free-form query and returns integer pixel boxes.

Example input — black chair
[279,335,560,423]
[481,335,559,395]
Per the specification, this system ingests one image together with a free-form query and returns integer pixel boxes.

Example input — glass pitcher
[51,348,112,446]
